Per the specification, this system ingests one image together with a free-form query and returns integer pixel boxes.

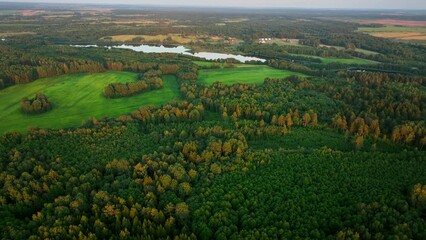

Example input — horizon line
[1,1,426,11]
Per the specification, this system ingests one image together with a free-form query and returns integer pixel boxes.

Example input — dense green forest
[0,3,426,239]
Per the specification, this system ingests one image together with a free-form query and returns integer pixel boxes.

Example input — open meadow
[197,64,306,85]
[288,53,378,64]
[0,72,179,133]
[0,63,307,133]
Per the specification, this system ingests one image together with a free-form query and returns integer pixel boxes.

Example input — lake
[71,44,266,63]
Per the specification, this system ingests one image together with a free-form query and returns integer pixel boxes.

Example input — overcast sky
[4,0,426,9]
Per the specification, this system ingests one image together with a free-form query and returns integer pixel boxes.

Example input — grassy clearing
[197,64,306,85]
[320,44,379,55]
[193,61,219,67]
[320,56,377,64]
[0,71,180,133]
[354,48,380,55]
[289,53,377,65]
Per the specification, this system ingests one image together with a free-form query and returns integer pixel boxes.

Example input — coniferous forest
[0,2,425,239]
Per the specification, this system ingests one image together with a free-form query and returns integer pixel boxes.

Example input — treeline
[177,70,425,148]
[102,63,198,98]
[176,65,199,81]
[391,122,426,147]
[332,114,380,138]
[196,62,238,70]
[127,100,205,124]
[20,93,53,114]
[0,45,106,87]
[238,42,354,60]
[340,71,426,87]
[104,77,164,98]
[324,72,425,143]
[312,71,426,147]
[0,44,194,89]
[2,59,105,85]
[238,42,426,76]
[321,33,426,62]
[268,58,425,78]
[180,76,321,125]
[268,59,320,76]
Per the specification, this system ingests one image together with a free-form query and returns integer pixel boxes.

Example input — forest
[20,93,53,114]
[104,77,164,98]
[0,3,425,240]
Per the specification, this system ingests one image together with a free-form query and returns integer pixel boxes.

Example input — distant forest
[0,5,425,239]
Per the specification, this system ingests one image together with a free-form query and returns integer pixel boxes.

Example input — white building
[258,38,272,44]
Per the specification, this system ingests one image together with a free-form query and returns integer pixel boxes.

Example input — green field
[0,71,180,133]
[320,56,377,64]
[320,44,379,55]
[357,26,426,33]
[354,48,379,55]
[198,64,306,85]
[289,53,377,64]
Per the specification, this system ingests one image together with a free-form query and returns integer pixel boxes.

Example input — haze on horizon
[3,0,426,10]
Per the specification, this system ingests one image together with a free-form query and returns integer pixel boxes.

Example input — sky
[3,0,426,10]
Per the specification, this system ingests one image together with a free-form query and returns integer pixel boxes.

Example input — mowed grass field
[0,71,180,133]
[319,56,377,64]
[197,64,306,85]
[319,44,379,55]
[289,53,377,64]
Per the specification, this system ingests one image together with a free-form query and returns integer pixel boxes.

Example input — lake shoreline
[71,44,266,63]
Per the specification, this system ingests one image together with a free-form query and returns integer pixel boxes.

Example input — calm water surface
[72,44,266,63]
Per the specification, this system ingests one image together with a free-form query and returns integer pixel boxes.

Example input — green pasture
[197,64,306,85]
[0,71,180,133]
[289,53,377,64]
